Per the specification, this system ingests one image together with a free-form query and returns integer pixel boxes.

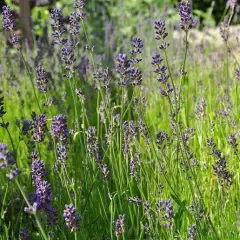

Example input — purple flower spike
[179,1,194,31]
[36,66,48,92]
[154,20,168,40]
[51,114,68,142]
[0,143,15,168]
[74,0,85,9]
[69,12,81,36]
[33,114,47,142]
[113,215,125,237]
[63,204,81,232]
[2,6,16,31]
[2,6,19,43]
[50,8,66,45]
[6,168,21,180]
[36,181,52,209]
[62,42,76,71]
[31,159,46,185]
[19,227,30,240]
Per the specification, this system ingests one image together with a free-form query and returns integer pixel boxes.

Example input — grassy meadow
[1,1,240,239]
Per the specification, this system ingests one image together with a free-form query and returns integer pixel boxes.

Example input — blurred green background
[1,0,238,51]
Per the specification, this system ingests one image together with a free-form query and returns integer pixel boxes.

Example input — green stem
[15,179,48,240]
[1,117,17,164]
[18,49,42,113]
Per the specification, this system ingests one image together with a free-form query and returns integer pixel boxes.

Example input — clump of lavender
[33,114,47,143]
[51,114,68,142]
[19,227,30,240]
[2,6,19,44]
[207,138,233,187]
[62,41,76,71]
[63,204,81,232]
[50,8,66,45]
[0,143,15,168]
[187,224,197,240]
[179,1,194,31]
[113,215,125,237]
[154,20,169,49]
[69,12,81,36]
[156,199,174,229]
[220,16,230,43]
[36,66,49,92]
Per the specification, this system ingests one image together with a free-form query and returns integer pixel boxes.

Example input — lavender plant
[1,1,240,239]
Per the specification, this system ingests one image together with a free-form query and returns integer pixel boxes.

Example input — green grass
[1,4,240,240]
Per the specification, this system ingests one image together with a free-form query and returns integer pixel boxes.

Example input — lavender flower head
[74,0,87,19]
[0,90,6,118]
[69,12,81,36]
[33,114,47,142]
[187,224,197,240]
[63,204,81,232]
[62,42,76,71]
[116,53,130,86]
[130,37,143,60]
[116,54,130,75]
[56,144,68,165]
[19,227,30,240]
[50,8,66,45]
[2,6,19,43]
[31,159,46,185]
[113,215,125,237]
[156,199,174,229]
[51,114,68,142]
[0,143,15,168]
[2,6,16,30]
[154,19,170,49]
[74,0,85,9]
[220,16,230,43]
[35,180,52,209]
[6,168,21,180]
[236,69,240,80]
[179,1,194,31]
[227,0,237,10]
[36,66,48,92]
